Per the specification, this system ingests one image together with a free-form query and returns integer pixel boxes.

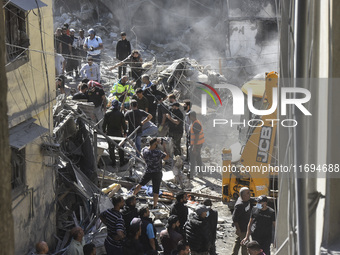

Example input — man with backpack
[83,28,103,66]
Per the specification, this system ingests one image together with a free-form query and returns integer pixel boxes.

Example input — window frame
[4,3,30,70]
[11,147,27,197]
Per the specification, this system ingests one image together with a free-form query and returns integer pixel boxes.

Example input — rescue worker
[110,76,134,110]
[188,111,205,179]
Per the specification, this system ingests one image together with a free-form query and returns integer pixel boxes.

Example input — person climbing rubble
[109,49,143,88]
[133,137,169,208]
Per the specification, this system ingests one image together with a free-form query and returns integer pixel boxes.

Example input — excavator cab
[222,72,278,209]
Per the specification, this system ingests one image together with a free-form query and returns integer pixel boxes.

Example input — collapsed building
[4,0,281,254]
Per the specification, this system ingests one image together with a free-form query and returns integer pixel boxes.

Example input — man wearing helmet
[83,28,103,66]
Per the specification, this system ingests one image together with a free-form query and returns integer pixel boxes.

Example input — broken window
[11,147,26,190]
[4,3,29,64]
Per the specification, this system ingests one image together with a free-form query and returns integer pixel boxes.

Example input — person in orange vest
[189,111,205,179]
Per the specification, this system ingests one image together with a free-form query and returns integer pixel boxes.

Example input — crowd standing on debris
[51,22,277,255]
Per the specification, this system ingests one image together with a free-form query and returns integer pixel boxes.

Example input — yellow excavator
[221,71,278,208]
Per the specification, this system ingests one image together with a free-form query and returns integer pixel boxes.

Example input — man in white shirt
[55,51,65,76]
[79,56,100,81]
[83,28,103,66]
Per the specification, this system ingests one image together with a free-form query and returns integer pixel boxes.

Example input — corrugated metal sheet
[9,118,48,149]
[5,0,47,11]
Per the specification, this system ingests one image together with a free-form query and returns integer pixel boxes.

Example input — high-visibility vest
[190,119,205,145]
[110,83,134,103]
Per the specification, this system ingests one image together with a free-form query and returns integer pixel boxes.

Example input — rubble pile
[52,95,229,254]
[50,1,281,253]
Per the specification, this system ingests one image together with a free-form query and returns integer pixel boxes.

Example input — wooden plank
[186,192,222,201]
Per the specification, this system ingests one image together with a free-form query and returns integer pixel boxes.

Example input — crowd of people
[50,24,276,255]
[34,189,274,255]
[96,193,218,255]
[54,24,205,174]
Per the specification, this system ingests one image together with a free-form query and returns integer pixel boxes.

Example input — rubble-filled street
[6,0,340,255]
[49,0,279,254]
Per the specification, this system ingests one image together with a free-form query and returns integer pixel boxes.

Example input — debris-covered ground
[51,1,279,254]
[51,95,239,254]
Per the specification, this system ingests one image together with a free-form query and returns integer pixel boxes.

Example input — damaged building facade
[5,0,56,254]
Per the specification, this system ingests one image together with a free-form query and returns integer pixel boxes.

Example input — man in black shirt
[59,26,72,68]
[166,102,184,156]
[103,99,127,167]
[232,187,252,255]
[120,195,138,233]
[204,199,218,255]
[87,83,106,129]
[132,88,149,111]
[185,204,212,254]
[124,100,152,155]
[142,75,166,121]
[169,192,188,235]
[116,32,131,79]
[72,83,88,100]
[242,195,275,255]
